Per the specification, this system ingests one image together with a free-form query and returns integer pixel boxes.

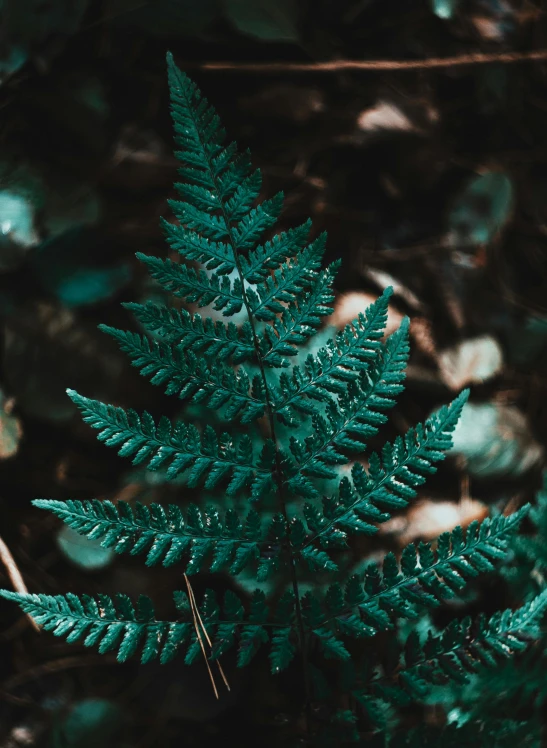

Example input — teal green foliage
[514,472,547,570]
[443,474,547,732]
[2,55,546,745]
[53,698,122,748]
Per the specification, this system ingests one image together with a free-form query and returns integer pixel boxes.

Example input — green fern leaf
[33,498,269,575]
[272,288,393,425]
[374,589,547,704]
[237,589,270,667]
[125,302,255,363]
[260,261,338,366]
[0,590,193,664]
[135,253,244,316]
[100,326,265,422]
[309,509,529,638]
[286,320,410,490]
[240,220,312,283]
[303,390,469,546]
[67,389,273,495]
[246,234,327,322]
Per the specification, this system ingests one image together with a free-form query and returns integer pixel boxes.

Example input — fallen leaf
[380,498,488,546]
[438,335,503,390]
[357,101,415,133]
[0,391,22,459]
[450,400,543,477]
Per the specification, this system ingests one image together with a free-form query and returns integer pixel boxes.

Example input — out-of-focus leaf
[0,191,38,248]
[508,316,547,365]
[0,391,22,460]
[107,0,219,35]
[448,172,514,247]
[69,77,109,119]
[3,302,122,422]
[43,181,101,239]
[57,526,115,571]
[32,230,131,308]
[0,45,27,84]
[0,159,102,270]
[0,0,89,84]
[380,498,488,545]
[431,0,459,19]
[450,401,543,477]
[0,160,46,270]
[438,335,504,390]
[224,0,299,41]
[357,101,415,133]
[53,699,122,748]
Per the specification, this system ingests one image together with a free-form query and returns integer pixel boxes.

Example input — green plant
[2,54,546,745]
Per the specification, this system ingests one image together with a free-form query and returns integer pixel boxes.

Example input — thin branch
[0,535,40,632]
[184,573,230,693]
[197,49,547,73]
[184,574,219,700]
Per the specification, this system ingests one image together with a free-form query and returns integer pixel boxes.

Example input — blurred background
[2,0,547,745]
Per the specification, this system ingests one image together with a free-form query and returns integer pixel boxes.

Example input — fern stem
[230,228,314,731]
[178,82,313,730]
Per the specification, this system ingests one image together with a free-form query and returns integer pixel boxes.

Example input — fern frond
[373,589,547,704]
[240,220,312,283]
[166,53,285,258]
[100,327,265,423]
[124,302,255,363]
[286,321,410,492]
[32,499,276,575]
[232,193,285,250]
[301,509,528,643]
[302,390,469,546]
[260,262,339,368]
[513,471,547,568]
[246,234,327,322]
[272,288,393,425]
[0,589,192,664]
[136,253,244,316]
[161,215,234,272]
[0,587,292,670]
[67,390,274,497]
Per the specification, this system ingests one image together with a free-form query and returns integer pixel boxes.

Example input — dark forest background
[2,1,547,745]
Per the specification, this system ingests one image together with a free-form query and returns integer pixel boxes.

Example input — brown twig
[197,49,547,73]
[183,574,231,698]
[184,574,219,699]
[0,534,40,632]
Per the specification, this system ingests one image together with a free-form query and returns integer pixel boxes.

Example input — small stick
[184,574,230,692]
[184,574,219,700]
[197,49,547,74]
[0,535,40,632]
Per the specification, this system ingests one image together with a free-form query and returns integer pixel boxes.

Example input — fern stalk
[166,55,313,715]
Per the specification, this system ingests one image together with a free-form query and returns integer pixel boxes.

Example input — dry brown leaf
[438,335,504,390]
[379,498,489,546]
